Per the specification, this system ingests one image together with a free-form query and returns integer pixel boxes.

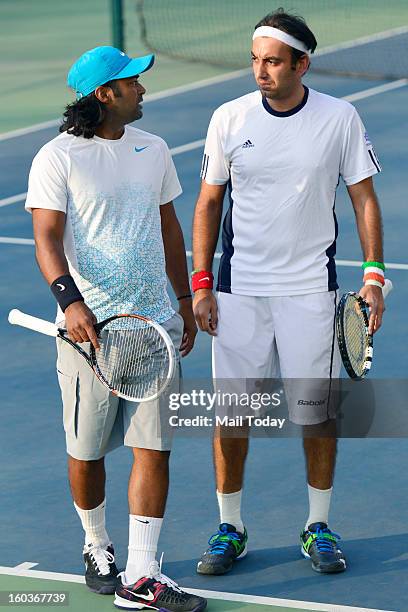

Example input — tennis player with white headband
[193,8,385,577]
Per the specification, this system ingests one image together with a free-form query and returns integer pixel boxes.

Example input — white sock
[217,490,244,533]
[74,498,110,548]
[125,515,163,584]
[305,484,333,530]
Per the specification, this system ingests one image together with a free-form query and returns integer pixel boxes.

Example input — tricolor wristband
[191,270,214,292]
[50,274,84,312]
[363,263,385,288]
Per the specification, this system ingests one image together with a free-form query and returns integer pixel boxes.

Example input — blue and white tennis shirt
[26,126,182,325]
[201,87,381,296]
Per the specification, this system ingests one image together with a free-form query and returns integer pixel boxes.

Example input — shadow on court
[171,533,408,607]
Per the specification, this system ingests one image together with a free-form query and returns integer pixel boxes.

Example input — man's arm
[160,202,197,356]
[192,181,226,335]
[347,176,385,333]
[32,208,99,347]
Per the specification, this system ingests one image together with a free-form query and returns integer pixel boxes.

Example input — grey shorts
[56,312,184,460]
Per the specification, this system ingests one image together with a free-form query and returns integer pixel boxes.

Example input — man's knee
[68,455,105,475]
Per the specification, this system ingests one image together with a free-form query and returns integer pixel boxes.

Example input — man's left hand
[358,284,385,334]
[178,300,198,357]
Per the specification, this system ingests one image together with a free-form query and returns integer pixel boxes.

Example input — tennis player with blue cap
[24,46,206,611]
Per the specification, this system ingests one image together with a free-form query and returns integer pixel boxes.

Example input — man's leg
[115,447,206,611]
[197,293,275,575]
[196,430,249,576]
[57,334,122,594]
[303,423,337,527]
[68,454,119,594]
[69,455,106,509]
[114,312,207,611]
[214,429,249,532]
[274,291,345,573]
[301,427,345,573]
[124,448,169,583]
[69,455,110,548]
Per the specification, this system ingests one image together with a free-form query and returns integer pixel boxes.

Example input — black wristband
[50,274,84,312]
[177,293,192,301]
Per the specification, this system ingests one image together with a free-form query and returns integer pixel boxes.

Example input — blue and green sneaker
[301,522,346,573]
[197,523,248,575]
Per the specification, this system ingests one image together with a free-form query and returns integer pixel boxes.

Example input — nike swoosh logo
[123,588,155,601]
[135,146,148,153]
[56,284,65,291]
[199,277,210,282]
[135,519,149,524]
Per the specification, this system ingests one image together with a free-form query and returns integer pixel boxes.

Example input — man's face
[251,37,307,101]
[108,76,146,123]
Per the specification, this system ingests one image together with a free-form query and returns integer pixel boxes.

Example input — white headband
[252,26,310,54]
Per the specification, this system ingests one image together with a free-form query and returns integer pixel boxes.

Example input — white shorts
[212,292,341,425]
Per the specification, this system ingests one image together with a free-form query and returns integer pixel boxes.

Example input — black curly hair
[60,80,121,139]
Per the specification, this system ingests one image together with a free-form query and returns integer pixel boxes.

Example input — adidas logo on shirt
[241,140,254,148]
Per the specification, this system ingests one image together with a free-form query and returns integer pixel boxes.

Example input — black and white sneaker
[114,556,207,611]
[83,542,119,594]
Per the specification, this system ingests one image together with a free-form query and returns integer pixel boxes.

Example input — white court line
[315,25,408,56]
[0,192,27,208]
[0,565,394,612]
[170,138,206,156]
[0,237,35,245]
[12,562,38,570]
[1,239,407,271]
[0,68,252,142]
[185,251,408,271]
[2,26,408,144]
[343,79,408,103]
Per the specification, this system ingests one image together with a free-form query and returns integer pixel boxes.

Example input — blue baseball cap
[67,46,155,99]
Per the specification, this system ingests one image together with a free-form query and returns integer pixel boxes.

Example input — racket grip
[8,309,59,337]
[382,279,393,299]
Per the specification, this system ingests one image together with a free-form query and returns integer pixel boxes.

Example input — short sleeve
[25,146,68,214]
[160,141,182,205]
[200,109,230,185]
[340,107,381,186]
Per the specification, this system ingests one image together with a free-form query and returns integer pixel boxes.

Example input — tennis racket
[336,279,392,380]
[8,310,176,402]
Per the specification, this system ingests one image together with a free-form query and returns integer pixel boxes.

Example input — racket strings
[95,324,171,400]
[343,300,369,376]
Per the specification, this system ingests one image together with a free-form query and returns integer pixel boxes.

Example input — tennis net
[135,0,408,80]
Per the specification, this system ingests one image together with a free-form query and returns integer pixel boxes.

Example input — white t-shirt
[201,87,381,296]
[26,126,182,325]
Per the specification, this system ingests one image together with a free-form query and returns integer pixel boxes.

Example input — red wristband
[191,270,214,292]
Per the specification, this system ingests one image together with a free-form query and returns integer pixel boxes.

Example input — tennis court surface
[0,2,407,611]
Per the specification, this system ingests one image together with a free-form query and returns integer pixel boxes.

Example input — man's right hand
[193,289,218,336]
[64,301,100,349]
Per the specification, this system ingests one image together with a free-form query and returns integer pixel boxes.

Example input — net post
[111,0,125,51]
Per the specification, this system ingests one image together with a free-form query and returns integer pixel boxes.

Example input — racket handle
[382,279,393,299]
[8,309,59,337]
